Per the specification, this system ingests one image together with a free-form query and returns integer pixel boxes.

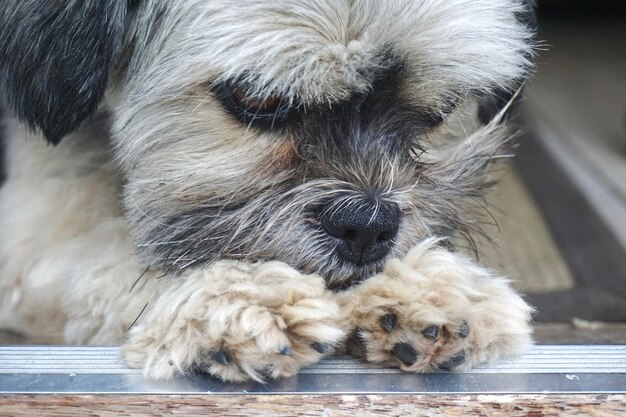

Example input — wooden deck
[2,393,625,417]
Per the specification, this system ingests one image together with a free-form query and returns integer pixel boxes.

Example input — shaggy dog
[0,0,536,382]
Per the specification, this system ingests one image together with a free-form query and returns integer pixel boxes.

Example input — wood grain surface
[1,394,624,417]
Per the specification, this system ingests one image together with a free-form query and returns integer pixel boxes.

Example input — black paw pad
[280,346,293,356]
[439,351,467,370]
[312,342,330,354]
[392,342,419,365]
[458,322,470,338]
[380,313,398,332]
[422,325,440,341]
[212,349,231,365]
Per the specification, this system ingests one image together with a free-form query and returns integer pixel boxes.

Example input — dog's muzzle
[320,201,400,266]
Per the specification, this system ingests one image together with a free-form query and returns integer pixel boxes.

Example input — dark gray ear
[0,1,128,144]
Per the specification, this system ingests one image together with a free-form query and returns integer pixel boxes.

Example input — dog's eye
[214,82,294,129]
[232,89,282,114]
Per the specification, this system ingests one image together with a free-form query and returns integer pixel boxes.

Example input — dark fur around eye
[212,79,455,138]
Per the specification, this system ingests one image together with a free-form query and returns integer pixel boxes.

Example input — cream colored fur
[124,260,344,382]
[338,240,533,371]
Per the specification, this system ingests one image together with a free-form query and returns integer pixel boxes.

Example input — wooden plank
[534,323,626,344]
[1,394,625,417]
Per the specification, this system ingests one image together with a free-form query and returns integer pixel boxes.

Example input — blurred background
[481,0,626,342]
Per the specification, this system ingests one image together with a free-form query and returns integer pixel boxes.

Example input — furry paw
[339,239,533,372]
[123,261,344,382]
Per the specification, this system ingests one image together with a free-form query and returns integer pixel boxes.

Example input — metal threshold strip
[1,345,625,394]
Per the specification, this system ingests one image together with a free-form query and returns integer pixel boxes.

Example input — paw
[340,239,533,372]
[123,261,345,382]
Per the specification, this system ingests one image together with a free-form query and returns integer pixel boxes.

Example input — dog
[0,0,536,382]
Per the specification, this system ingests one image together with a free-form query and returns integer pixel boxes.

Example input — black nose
[320,201,400,265]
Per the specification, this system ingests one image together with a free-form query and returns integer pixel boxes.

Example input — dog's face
[1,0,535,288]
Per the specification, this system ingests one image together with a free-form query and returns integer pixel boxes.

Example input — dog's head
[1,0,536,288]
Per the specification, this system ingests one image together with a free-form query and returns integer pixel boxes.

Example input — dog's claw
[280,346,293,356]
[312,342,330,354]
[422,325,440,340]
[380,313,398,332]
[257,367,275,381]
[458,321,470,338]
[212,350,231,365]
[439,351,467,370]
[392,342,418,365]
[354,328,368,349]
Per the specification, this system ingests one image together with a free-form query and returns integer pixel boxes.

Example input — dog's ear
[0,1,129,145]
[477,0,537,124]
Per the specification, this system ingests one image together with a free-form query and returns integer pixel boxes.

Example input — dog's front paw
[123,261,344,382]
[339,239,533,372]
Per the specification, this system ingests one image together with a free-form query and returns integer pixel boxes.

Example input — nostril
[376,230,395,243]
[342,229,358,240]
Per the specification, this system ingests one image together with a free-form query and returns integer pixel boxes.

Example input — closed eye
[214,81,295,129]
[232,88,282,115]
